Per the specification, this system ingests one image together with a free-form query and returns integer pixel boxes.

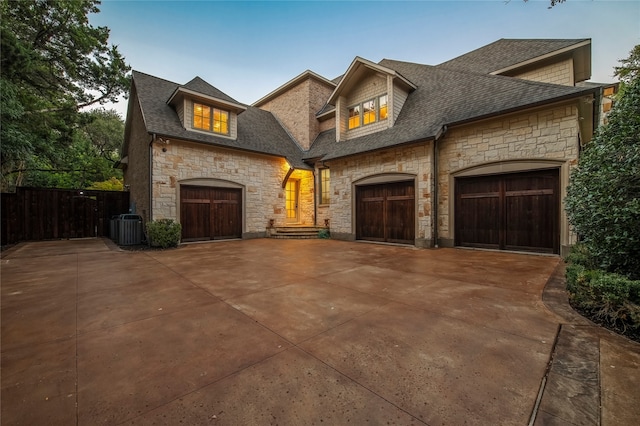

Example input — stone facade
[325,144,433,247]
[437,102,581,251]
[122,90,151,222]
[257,77,334,150]
[151,141,314,234]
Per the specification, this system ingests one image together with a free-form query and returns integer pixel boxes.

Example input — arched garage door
[180,185,242,242]
[356,181,415,244]
[454,169,559,254]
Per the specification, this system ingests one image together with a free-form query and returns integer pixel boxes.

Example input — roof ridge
[132,69,179,86]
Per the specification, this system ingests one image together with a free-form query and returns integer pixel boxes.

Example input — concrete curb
[537,262,640,425]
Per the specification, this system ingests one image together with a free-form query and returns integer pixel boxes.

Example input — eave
[252,70,336,107]
[327,57,417,106]
[167,87,247,114]
[491,39,592,83]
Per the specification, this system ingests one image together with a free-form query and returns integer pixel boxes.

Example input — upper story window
[348,105,361,129]
[348,94,388,130]
[193,102,229,135]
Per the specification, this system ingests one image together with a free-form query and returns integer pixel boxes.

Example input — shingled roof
[304,58,597,161]
[437,38,590,74]
[129,70,310,169]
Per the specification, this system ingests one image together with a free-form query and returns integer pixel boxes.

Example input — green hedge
[146,219,181,249]
[566,245,640,341]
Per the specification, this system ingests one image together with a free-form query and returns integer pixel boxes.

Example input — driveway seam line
[75,253,80,426]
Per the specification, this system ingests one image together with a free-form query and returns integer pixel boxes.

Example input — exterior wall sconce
[269,219,275,228]
[324,218,330,227]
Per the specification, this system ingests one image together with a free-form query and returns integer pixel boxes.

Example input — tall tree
[565,50,640,279]
[0,0,130,190]
[22,108,125,189]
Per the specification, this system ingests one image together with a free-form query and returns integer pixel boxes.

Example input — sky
[89,0,640,118]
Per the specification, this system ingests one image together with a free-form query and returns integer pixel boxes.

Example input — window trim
[347,94,388,131]
[192,102,230,136]
[319,168,330,205]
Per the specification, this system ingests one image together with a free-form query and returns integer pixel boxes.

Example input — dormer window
[348,94,388,130]
[193,102,229,135]
[348,105,361,129]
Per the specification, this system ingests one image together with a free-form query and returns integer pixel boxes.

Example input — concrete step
[268,226,329,239]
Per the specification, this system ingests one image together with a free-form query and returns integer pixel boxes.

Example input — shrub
[318,228,330,239]
[565,78,640,280]
[146,219,181,248]
[566,247,640,341]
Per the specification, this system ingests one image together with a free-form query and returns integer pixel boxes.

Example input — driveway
[1,238,638,425]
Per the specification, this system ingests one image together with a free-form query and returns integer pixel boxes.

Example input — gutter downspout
[149,134,156,222]
[312,167,317,226]
[433,125,448,248]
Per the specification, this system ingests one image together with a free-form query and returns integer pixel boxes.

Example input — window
[348,105,361,129]
[363,99,376,125]
[193,102,229,135]
[348,94,387,130]
[378,95,388,121]
[320,168,330,204]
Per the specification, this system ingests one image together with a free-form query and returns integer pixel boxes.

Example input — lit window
[363,99,376,125]
[193,103,230,135]
[379,95,388,121]
[347,94,388,130]
[320,168,330,204]
[213,108,229,134]
[193,103,211,130]
[348,105,361,129]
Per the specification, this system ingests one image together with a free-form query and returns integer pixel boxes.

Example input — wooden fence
[1,187,130,245]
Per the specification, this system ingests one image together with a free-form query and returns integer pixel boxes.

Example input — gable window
[193,102,229,135]
[348,105,361,129]
[348,94,388,130]
[363,99,376,125]
[378,95,388,121]
[320,168,330,204]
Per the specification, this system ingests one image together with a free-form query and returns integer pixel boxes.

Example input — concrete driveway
[1,238,638,425]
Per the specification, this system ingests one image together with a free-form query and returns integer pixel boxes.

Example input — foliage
[146,219,182,249]
[565,245,640,341]
[318,228,330,239]
[0,0,130,190]
[16,108,125,189]
[565,77,640,280]
[87,177,123,191]
[614,45,640,86]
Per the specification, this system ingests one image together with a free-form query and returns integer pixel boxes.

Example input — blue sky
[90,0,640,118]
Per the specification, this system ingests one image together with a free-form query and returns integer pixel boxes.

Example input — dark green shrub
[565,78,640,280]
[146,219,181,248]
[318,228,330,239]
[566,262,640,340]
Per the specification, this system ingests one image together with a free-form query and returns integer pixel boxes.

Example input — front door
[285,179,299,223]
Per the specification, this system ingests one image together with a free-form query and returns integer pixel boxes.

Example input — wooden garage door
[455,169,559,253]
[356,181,415,244]
[180,186,242,242]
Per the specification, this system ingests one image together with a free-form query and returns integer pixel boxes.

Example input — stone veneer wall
[511,58,574,86]
[258,77,334,150]
[151,140,314,235]
[326,144,433,247]
[123,91,151,223]
[437,103,581,251]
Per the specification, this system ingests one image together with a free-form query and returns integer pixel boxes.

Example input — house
[120,38,615,256]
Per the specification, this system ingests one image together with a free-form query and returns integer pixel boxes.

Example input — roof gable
[128,70,308,169]
[252,70,336,107]
[327,57,416,105]
[305,59,596,161]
